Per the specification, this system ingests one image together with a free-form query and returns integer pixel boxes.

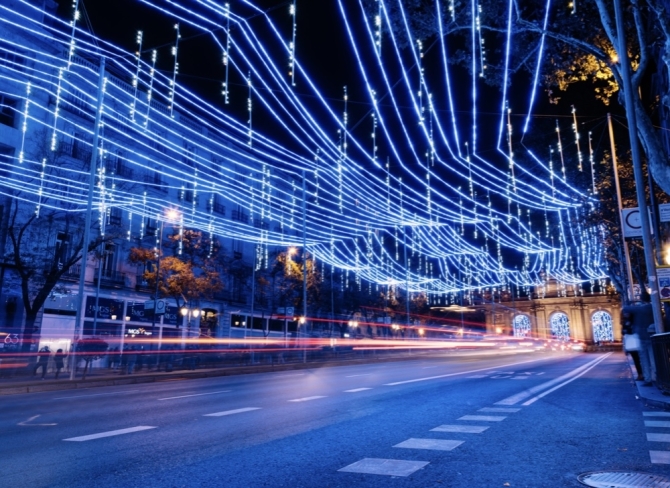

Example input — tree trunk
[21,312,38,352]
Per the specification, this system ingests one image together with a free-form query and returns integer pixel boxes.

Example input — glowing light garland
[0,0,609,297]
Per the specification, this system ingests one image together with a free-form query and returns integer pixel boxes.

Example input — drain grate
[578,471,670,488]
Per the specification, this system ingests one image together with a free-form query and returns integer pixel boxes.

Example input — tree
[128,229,223,311]
[364,0,670,195]
[3,130,110,350]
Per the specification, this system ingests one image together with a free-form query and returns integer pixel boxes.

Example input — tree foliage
[128,229,223,309]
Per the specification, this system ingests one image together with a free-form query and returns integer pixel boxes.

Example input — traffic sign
[622,207,653,238]
[144,299,167,315]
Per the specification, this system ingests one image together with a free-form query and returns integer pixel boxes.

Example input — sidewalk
[625,354,670,409]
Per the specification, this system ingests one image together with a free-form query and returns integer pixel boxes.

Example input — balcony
[135,273,153,293]
[59,264,81,282]
[94,269,127,289]
[207,201,226,215]
[59,142,92,163]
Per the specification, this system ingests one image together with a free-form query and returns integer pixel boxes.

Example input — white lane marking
[459,415,506,422]
[64,426,156,442]
[478,407,520,413]
[158,390,230,401]
[467,375,489,379]
[204,407,261,417]
[18,414,57,426]
[645,421,670,428]
[346,374,371,378]
[422,366,438,369]
[384,358,548,386]
[344,388,372,393]
[338,458,429,477]
[496,354,611,406]
[643,412,670,417]
[519,354,612,406]
[288,396,326,402]
[491,375,512,379]
[393,438,464,451]
[647,433,670,442]
[431,425,489,434]
[54,390,139,400]
[537,372,545,375]
[650,451,670,464]
[511,376,530,380]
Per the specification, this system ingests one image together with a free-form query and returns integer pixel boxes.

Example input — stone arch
[550,311,571,341]
[512,314,531,337]
[591,310,614,343]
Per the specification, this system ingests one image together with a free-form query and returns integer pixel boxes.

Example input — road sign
[277,307,294,316]
[144,299,166,315]
[622,207,653,238]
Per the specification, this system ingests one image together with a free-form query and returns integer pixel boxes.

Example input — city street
[2,350,668,487]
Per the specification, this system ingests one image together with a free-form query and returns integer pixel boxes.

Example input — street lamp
[180,305,201,348]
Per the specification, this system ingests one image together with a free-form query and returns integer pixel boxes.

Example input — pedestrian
[54,349,66,379]
[621,291,655,386]
[126,346,137,374]
[33,346,51,379]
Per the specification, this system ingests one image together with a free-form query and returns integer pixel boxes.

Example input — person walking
[621,291,655,386]
[33,346,51,379]
[53,349,66,379]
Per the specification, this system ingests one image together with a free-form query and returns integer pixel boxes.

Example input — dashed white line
[459,415,506,422]
[339,458,429,477]
[344,388,372,393]
[204,407,261,417]
[288,396,326,402]
[346,374,371,378]
[384,358,548,386]
[64,426,156,442]
[393,438,463,451]
[431,424,489,434]
[158,390,231,401]
[478,407,520,413]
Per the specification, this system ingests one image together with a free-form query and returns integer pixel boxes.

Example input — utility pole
[71,57,106,380]
[613,0,664,333]
[607,113,635,304]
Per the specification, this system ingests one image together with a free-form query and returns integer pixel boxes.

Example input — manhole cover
[578,471,670,488]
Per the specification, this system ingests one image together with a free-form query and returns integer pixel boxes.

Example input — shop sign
[126,327,153,337]
[162,305,181,326]
[126,302,152,323]
[85,296,124,320]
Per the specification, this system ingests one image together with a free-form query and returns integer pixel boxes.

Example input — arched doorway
[591,310,614,343]
[512,314,531,337]
[550,312,571,341]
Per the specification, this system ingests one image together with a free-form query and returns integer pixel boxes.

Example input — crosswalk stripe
[431,424,489,433]
[645,421,670,428]
[64,426,156,442]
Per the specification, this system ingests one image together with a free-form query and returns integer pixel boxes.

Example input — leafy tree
[128,229,223,311]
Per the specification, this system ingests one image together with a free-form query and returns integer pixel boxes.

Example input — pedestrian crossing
[644,411,670,465]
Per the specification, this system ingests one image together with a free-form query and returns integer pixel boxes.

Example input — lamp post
[180,304,201,349]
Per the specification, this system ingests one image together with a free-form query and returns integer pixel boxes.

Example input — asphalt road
[2,350,667,487]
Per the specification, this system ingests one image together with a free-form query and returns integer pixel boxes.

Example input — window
[0,94,18,127]
[105,153,133,178]
[145,217,157,237]
[0,40,26,72]
[54,232,71,270]
[207,195,225,215]
[107,207,123,227]
[0,145,13,178]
